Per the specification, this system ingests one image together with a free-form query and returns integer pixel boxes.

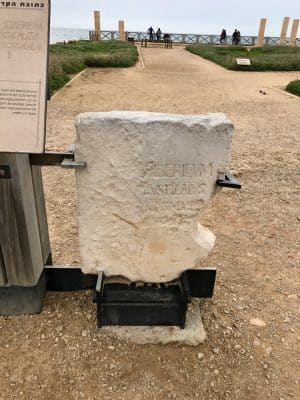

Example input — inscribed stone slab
[75,111,233,282]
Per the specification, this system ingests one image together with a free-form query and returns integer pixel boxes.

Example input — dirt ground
[0,47,299,400]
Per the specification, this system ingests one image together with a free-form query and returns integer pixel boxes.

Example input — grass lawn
[49,41,138,96]
[286,80,300,96]
[185,45,300,71]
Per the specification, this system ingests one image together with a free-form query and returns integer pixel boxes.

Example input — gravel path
[0,47,299,400]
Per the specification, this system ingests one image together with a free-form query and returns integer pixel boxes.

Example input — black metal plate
[45,267,97,291]
[185,268,217,298]
[98,303,187,328]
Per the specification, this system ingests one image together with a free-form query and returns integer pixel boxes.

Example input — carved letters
[143,162,214,178]
[142,162,215,201]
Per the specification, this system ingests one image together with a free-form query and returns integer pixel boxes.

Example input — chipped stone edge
[75,111,233,130]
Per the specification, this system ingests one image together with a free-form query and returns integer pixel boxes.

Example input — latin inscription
[142,162,215,199]
[143,162,214,178]
[143,181,207,197]
[145,200,204,213]
[0,15,44,51]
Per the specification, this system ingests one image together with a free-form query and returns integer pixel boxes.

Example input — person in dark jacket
[148,26,154,41]
[232,29,238,45]
[220,29,227,44]
[156,28,162,41]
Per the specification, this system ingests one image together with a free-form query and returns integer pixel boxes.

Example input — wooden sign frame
[0,0,50,154]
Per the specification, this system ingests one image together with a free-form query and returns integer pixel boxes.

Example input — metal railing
[89,30,300,46]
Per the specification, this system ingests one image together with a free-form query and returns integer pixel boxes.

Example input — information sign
[0,1,50,153]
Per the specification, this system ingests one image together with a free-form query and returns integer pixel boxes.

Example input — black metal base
[0,267,216,324]
[95,268,217,328]
[0,270,46,316]
[45,267,97,291]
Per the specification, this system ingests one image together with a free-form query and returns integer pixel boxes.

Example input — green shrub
[286,80,300,96]
[48,57,70,96]
[84,51,138,68]
[186,44,300,71]
[48,41,138,96]
[48,71,70,97]
[61,58,85,74]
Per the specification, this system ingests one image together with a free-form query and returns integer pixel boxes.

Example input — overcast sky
[51,1,299,36]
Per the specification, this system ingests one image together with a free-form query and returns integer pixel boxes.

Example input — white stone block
[75,111,233,282]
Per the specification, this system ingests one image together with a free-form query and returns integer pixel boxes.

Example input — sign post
[0,1,51,316]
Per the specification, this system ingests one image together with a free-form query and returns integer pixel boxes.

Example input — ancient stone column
[256,18,267,46]
[94,11,101,41]
[119,20,126,41]
[279,17,290,45]
[289,19,299,46]
[75,112,233,283]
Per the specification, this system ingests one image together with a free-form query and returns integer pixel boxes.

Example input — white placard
[236,58,251,66]
[0,1,50,153]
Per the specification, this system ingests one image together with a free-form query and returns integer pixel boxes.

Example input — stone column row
[93,11,126,42]
[257,17,299,47]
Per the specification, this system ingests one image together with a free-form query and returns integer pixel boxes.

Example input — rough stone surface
[75,111,233,282]
[101,299,206,346]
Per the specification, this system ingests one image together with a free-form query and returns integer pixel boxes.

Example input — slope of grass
[48,41,138,96]
[286,80,300,96]
[185,45,300,71]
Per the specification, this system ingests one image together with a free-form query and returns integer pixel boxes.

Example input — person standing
[220,29,226,44]
[148,26,154,41]
[232,29,238,45]
[237,30,241,45]
[156,28,162,41]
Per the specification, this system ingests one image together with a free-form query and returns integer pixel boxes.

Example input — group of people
[147,26,162,41]
[147,26,242,44]
[220,29,241,45]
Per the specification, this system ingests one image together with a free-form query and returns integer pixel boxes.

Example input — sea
[50,27,90,44]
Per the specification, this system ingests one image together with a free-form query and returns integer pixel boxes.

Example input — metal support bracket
[216,171,241,189]
[61,158,86,169]
[29,144,86,169]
